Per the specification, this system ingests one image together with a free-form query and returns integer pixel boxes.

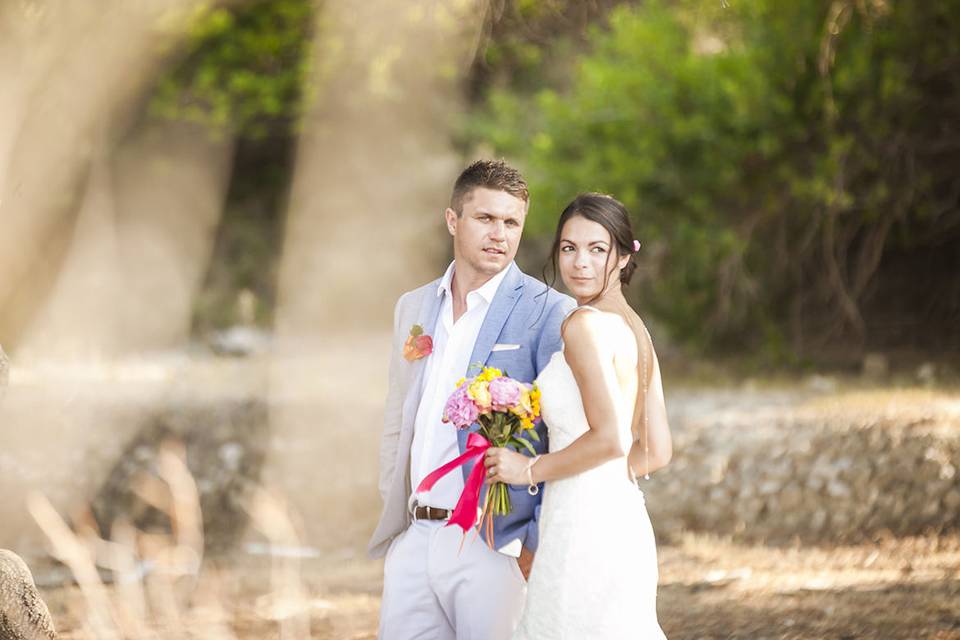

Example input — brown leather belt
[413,505,451,521]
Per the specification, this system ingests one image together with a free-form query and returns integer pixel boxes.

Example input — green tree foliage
[146,1,314,331]
[470,0,960,359]
[468,0,626,100]
[150,0,315,139]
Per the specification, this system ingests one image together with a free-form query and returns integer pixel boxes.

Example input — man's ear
[444,207,458,236]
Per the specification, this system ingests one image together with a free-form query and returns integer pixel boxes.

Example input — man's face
[445,187,527,278]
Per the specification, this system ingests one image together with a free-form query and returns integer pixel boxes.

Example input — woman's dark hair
[542,192,639,297]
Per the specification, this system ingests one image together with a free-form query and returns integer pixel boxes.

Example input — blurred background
[0,0,958,638]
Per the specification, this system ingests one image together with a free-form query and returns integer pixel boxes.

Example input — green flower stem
[478,412,524,516]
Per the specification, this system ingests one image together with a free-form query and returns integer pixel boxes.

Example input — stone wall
[645,396,960,544]
[4,351,958,561]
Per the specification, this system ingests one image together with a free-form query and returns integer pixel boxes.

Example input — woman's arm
[485,310,626,484]
[627,341,672,477]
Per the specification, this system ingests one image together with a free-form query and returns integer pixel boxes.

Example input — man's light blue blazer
[368,262,575,558]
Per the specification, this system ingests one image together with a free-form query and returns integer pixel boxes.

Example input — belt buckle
[411,502,428,522]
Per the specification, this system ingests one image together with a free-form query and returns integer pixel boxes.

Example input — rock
[916,362,937,385]
[805,374,838,392]
[832,510,851,529]
[758,480,781,495]
[0,549,57,639]
[779,485,803,510]
[834,457,854,473]
[206,326,271,358]
[921,499,941,519]
[218,442,245,471]
[826,480,851,498]
[89,398,268,552]
[944,490,960,511]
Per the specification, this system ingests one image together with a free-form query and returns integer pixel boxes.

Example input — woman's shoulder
[560,306,616,351]
[562,305,646,357]
[562,304,627,333]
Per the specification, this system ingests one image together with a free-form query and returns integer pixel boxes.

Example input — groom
[369,160,574,639]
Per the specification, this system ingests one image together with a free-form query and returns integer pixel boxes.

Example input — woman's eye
[591,247,607,253]
[560,245,574,252]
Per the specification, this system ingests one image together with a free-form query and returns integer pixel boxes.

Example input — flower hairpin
[633,239,641,252]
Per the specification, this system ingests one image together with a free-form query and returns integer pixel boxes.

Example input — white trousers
[378,519,527,640]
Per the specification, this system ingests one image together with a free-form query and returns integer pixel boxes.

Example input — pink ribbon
[415,432,491,533]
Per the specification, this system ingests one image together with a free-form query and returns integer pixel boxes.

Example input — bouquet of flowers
[442,366,541,535]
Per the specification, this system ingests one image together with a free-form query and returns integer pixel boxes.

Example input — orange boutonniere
[403,324,433,361]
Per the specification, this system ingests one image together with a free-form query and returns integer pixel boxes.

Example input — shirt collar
[437,260,511,305]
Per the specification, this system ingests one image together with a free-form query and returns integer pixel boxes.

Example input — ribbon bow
[415,432,491,533]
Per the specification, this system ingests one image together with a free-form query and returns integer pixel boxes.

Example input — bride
[484,193,672,639]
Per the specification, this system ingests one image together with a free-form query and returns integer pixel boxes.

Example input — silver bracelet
[525,455,542,495]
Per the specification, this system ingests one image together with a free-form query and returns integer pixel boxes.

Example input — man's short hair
[450,159,529,215]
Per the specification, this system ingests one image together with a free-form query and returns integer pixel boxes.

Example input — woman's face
[558,215,629,302]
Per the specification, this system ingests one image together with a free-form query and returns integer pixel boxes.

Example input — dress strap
[563,304,603,320]
[561,304,604,337]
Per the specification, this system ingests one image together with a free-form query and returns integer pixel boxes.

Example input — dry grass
[27,441,318,640]
[657,532,960,639]
[37,531,960,639]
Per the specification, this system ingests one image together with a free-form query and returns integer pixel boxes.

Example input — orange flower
[403,324,433,361]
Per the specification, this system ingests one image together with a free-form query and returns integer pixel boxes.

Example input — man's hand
[516,545,534,581]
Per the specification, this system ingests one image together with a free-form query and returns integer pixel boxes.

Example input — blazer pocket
[491,343,521,352]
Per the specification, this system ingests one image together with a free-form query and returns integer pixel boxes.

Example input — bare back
[562,303,660,442]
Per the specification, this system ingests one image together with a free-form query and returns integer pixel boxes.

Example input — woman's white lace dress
[512,323,666,639]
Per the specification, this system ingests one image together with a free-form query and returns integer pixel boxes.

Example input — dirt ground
[39,530,960,639]
[10,341,960,639]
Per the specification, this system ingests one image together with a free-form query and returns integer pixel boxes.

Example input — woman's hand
[484,447,531,485]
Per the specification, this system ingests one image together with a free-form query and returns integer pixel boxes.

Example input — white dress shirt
[410,261,510,509]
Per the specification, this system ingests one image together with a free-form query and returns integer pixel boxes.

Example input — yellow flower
[528,385,541,417]
[476,366,503,383]
[520,415,534,431]
[518,388,534,416]
[467,379,492,409]
[455,377,466,389]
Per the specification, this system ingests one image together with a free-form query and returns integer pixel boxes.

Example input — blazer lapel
[459,263,524,476]
[401,283,444,435]
[467,262,523,374]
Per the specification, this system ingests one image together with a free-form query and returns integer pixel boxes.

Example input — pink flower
[489,377,521,411]
[442,384,480,430]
